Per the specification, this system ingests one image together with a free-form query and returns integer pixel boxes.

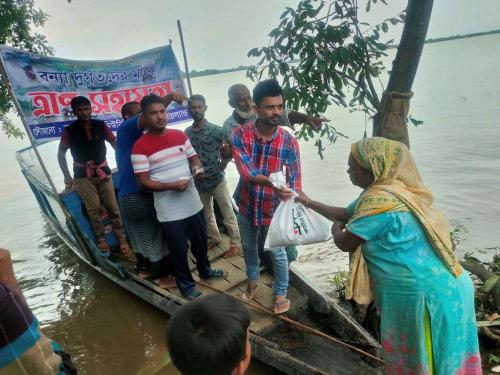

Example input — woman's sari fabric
[345,138,481,375]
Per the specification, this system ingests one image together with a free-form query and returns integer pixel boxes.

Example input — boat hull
[16,146,382,374]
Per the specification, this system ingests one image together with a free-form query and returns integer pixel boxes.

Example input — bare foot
[156,275,176,289]
[97,238,110,253]
[113,242,135,262]
[224,245,240,258]
[242,282,259,300]
[273,296,290,314]
[138,270,152,279]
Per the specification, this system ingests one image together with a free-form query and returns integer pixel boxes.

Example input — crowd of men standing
[57,79,324,312]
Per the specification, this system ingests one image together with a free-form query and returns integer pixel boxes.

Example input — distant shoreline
[183,29,500,78]
[424,29,500,45]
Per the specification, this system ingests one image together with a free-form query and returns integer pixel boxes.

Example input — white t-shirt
[131,129,203,222]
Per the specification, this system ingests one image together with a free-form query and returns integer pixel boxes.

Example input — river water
[0,34,499,374]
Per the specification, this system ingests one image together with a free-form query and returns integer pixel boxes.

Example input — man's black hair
[70,96,91,111]
[121,102,140,119]
[252,79,283,106]
[167,294,251,375]
[189,94,206,105]
[140,94,164,112]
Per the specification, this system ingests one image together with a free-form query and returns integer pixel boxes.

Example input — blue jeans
[237,213,289,297]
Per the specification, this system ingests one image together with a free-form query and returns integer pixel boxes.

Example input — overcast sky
[32,0,500,70]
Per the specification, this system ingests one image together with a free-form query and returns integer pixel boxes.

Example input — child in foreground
[166,294,251,375]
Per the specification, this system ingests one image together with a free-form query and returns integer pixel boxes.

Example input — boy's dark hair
[253,79,283,106]
[189,94,206,105]
[70,96,91,111]
[121,102,140,119]
[167,294,251,375]
[140,94,164,112]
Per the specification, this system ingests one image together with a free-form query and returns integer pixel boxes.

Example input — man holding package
[232,79,301,314]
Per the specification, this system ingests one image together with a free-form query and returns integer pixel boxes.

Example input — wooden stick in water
[196,280,384,365]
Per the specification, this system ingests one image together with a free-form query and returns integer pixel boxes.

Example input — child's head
[166,294,251,375]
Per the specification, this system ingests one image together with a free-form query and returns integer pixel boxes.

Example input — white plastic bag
[264,172,332,249]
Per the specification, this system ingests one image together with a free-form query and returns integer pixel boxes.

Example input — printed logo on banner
[0,44,191,142]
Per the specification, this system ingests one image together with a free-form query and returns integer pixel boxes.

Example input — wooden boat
[16,142,383,375]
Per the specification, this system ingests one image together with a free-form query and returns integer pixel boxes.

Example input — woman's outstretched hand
[331,220,346,236]
[295,190,310,206]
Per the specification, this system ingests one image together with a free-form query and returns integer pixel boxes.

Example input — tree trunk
[372,0,434,148]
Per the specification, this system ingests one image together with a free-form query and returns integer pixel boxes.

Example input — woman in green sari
[298,137,481,375]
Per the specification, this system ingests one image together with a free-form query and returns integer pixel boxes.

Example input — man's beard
[235,108,254,120]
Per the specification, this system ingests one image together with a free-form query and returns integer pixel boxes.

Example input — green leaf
[334,3,342,15]
[248,48,263,57]
[338,47,349,63]
[280,7,292,19]
[245,0,403,158]
[409,116,424,127]
[489,353,500,365]
[482,274,500,293]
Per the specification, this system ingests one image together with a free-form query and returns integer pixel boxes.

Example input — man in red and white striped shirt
[131,95,226,300]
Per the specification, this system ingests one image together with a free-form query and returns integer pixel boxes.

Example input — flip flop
[273,298,291,314]
[153,275,177,289]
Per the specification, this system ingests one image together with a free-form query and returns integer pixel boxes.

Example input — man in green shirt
[185,95,241,257]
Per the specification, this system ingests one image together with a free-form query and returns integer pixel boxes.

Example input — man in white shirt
[131,94,227,300]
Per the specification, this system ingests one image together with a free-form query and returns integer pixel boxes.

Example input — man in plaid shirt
[232,79,301,314]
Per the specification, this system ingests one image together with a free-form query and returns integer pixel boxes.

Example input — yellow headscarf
[345,137,462,305]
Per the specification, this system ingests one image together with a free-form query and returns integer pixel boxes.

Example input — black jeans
[160,210,211,296]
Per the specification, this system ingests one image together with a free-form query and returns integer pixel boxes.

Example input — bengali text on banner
[0,44,191,142]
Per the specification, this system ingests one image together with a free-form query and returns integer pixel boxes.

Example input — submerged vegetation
[461,253,500,372]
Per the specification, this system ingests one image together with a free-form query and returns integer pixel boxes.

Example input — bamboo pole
[0,56,95,264]
[177,20,193,97]
[196,280,384,365]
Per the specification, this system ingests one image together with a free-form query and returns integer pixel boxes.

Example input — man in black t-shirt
[57,96,132,257]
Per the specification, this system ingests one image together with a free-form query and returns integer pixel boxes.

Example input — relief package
[264,172,332,249]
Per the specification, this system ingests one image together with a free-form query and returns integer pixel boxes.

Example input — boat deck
[118,234,308,336]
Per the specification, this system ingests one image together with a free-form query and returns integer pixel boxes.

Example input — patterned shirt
[185,121,225,191]
[131,129,203,222]
[232,121,302,226]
